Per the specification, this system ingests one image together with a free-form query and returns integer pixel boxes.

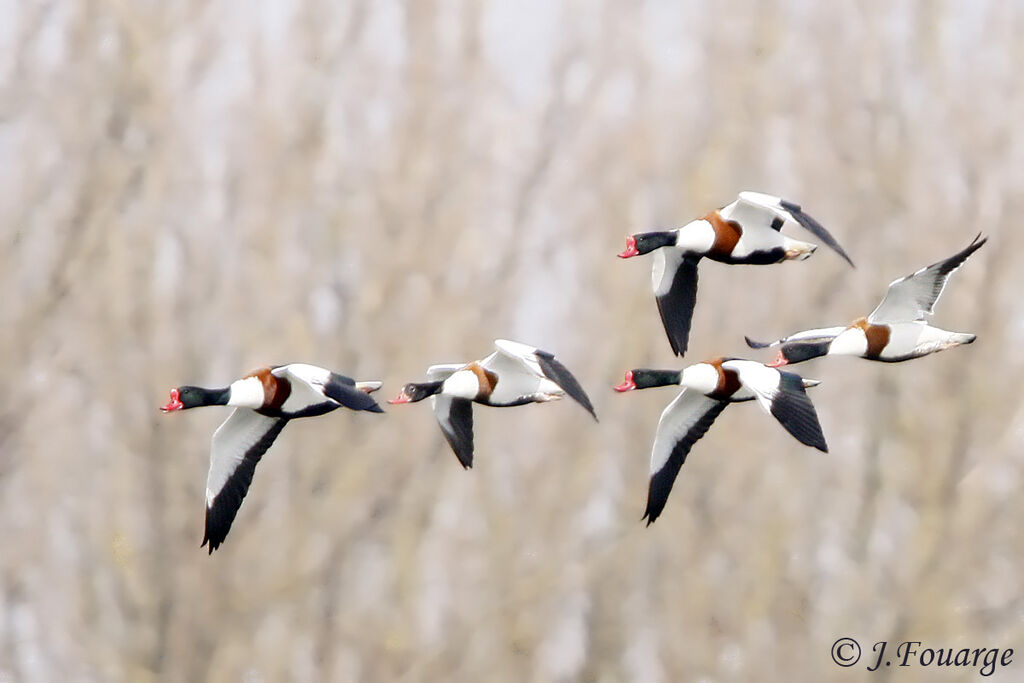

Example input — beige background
[2,1,1022,681]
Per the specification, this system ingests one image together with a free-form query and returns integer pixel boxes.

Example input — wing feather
[654,254,700,356]
[868,233,986,323]
[727,360,827,451]
[727,192,855,267]
[643,391,728,525]
[204,410,289,553]
[433,396,474,468]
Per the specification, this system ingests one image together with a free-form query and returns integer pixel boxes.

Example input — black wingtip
[663,316,687,357]
[770,372,829,451]
[744,335,772,349]
[365,402,385,413]
[536,354,598,422]
[202,532,219,555]
[780,198,856,268]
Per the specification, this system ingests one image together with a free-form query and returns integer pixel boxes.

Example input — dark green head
[160,385,229,411]
[613,369,683,392]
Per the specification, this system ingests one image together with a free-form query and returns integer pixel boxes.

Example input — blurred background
[2,1,1023,681]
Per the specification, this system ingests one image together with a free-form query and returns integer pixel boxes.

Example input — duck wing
[424,364,475,468]
[722,192,855,267]
[272,363,384,413]
[652,249,701,357]
[726,359,828,452]
[644,390,728,525]
[203,409,289,553]
[868,233,986,324]
[491,340,597,420]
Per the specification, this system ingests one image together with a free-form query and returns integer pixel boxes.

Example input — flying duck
[617,191,854,356]
[160,363,384,554]
[747,233,986,366]
[613,358,827,524]
[388,339,597,468]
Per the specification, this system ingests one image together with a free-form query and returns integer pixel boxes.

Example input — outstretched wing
[868,233,987,324]
[491,340,597,420]
[435,397,474,468]
[727,359,828,452]
[652,250,701,357]
[643,390,728,525]
[204,409,289,553]
[423,364,475,467]
[722,191,855,267]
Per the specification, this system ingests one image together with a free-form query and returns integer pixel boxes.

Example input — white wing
[207,410,285,506]
[427,364,464,381]
[643,390,729,524]
[720,192,790,233]
[489,339,597,419]
[725,360,782,414]
[479,348,548,404]
[272,363,333,411]
[203,408,289,552]
[651,246,683,296]
[491,339,544,376]
[649,391,727,476]
[868,234,987,324]
[725,191,854,266]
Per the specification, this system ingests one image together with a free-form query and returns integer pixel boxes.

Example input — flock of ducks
[162,192,986,553]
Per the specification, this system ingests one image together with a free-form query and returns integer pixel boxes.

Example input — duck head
[613,369,683,392]
[160,386,229,412]
[388,381,444,404]
[617,232,678,258]
[768,340,832,367]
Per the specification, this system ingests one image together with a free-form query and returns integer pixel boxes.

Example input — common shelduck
[613,358,827,524]
[618,191,854,356]
[388,339,597,468]
[747,233,986,366]
[160,364,384,553]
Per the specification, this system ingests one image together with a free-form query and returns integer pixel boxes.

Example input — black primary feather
[919,232,987,310]
[657,255,700,356]
[203,418,289,554]
[643,401,729,525]
[535,351,598,421]
[441,398,475,469]
[768,372,828,452]
[778,198,855,268]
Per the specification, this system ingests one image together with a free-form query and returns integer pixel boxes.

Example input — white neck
[674,220,716,252]
[228,377,265,409]
[828,328,868,356]
[442,370,480,399]
[680,363,719,394]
